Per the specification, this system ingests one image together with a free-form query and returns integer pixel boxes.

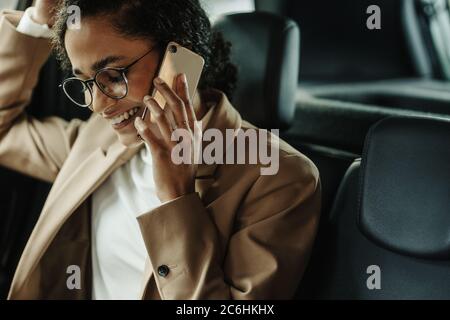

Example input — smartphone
[142,41,205,121]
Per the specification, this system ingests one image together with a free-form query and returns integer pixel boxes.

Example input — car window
[421,0,450,79]
[201,0,255,21]
[0,0,19,10]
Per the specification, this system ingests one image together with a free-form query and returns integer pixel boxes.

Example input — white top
[91,144,161,300]
[16,9,161,299]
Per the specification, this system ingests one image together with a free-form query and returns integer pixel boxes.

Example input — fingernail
[134,117,146,131]
[182,74,187,84]
[146,99,159,115]
[154,77,164,85]
[144,96,152,107]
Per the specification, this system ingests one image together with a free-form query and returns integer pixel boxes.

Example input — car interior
[0,0,449,299]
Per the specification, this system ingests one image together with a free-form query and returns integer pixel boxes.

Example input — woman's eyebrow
[72,55,127,77]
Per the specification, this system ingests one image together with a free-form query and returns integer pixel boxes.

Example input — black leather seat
[298,116,450,299]
[212,11,300,130]
[213,11,359,251]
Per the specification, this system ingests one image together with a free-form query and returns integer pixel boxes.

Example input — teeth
[111,107,140,125]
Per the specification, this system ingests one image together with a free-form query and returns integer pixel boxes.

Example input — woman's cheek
[128,74,154,102]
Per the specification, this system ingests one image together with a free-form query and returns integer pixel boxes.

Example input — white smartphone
[142,41,205,121]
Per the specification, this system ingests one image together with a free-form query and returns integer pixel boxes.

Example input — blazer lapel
[194,90,242,198]
[9,137,142,297]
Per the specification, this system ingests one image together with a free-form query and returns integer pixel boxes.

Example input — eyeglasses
[59,45,157,108]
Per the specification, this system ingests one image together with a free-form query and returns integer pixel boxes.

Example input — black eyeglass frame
[59,45,157,108]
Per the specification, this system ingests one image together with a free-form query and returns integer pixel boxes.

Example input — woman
[0,0,321,299]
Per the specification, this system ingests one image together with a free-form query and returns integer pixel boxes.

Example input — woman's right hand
[33,0,60,26]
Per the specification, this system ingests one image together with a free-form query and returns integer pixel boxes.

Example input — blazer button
[157,265,170,278]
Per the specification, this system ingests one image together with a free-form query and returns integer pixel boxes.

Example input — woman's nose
[91,85,118,114]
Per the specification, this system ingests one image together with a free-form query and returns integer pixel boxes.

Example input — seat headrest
[212,12,300,130]
[359,116,450,259]
[285,0,424,82]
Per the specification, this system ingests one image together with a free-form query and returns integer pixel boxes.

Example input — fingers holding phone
[133,42,205,202]
[137,74,193,144]
[134,74,199,203]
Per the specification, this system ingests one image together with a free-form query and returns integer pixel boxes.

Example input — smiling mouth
[110,106,143,129]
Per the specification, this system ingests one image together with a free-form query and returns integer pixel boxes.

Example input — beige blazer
[0,10,321,300]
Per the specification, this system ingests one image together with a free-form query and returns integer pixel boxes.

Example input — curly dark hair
[52,0,238,99]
